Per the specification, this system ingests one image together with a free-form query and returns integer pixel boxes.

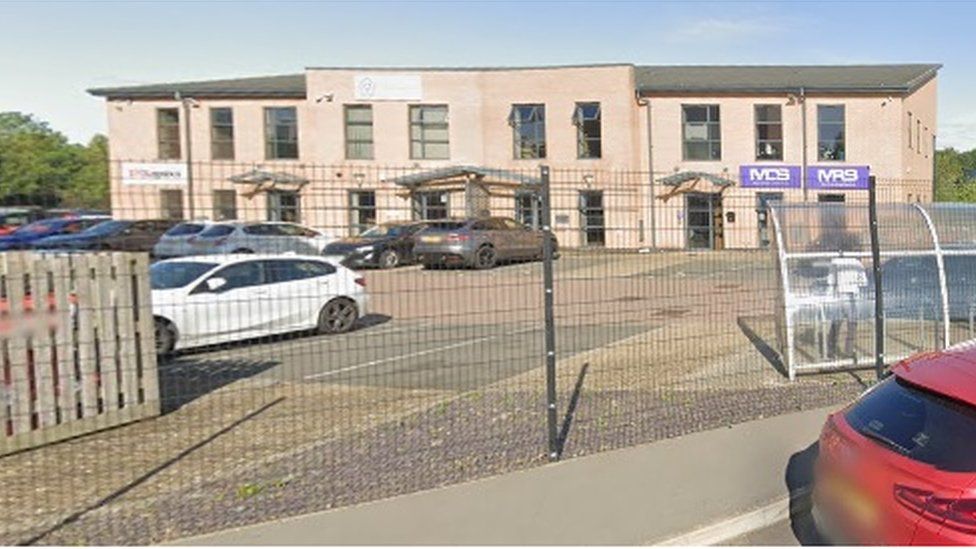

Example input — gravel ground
[13,380,860,545]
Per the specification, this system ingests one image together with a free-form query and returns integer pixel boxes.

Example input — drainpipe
[176,92,196,219]
[640,95,657,249]
[800,87,808,203]
[931,133,938,201]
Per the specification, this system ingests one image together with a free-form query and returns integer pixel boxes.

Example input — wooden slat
[93,254,121,419]
[51,253,77,423]
[74,254,100,421]
[29,255,57,431]
[3,253,33,437]
[132,254,160,416]
[112,254,137,424]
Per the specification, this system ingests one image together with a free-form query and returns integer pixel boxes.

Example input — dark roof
[635,64,941,94]
[87,74,306,99]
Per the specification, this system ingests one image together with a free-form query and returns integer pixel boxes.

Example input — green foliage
[935,147,976,202]
[0,111,108,208]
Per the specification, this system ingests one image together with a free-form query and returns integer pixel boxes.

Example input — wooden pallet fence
[0,252,159,455]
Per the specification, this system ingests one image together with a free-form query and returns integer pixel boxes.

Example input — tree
[0,112,108,208]
[935,147,976,202]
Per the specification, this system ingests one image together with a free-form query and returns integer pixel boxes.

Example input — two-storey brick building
[89,63,939,249]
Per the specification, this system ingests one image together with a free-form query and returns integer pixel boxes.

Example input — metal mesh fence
[0,160,938,544]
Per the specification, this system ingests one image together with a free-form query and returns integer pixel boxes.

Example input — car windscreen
[150,261,218,290]
[424,221,466,232]
[199,225,235,238]
[361,224,409,237]
[10,219,63,236]
[165,223,206,237]
[845,376,976,472]
[80,220,130,237]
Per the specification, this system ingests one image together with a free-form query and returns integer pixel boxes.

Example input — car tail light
[894,485,976,533]
[445,233,470,243]
[355,277,366,287]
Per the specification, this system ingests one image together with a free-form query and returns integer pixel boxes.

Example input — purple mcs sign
[807,166,871,190]
[739,165,802,188]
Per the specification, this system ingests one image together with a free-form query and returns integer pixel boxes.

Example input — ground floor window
[579,190,605,246]
[267,191,300,222]
[515,191,541,229]
[756,192,783,249]
[160,189,184,220]
[686,192,723,250]
[212,190,237,221]
[349,190,377,235]
[412,191,449,220]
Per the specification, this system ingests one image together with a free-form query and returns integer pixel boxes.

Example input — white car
[152,220,212,259]
[150,254,368,354]
[184,221,335,256]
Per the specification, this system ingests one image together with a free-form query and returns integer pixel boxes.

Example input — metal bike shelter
[769,203,976,380]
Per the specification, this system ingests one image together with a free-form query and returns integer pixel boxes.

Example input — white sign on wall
[353,74,423,101]
[121,162,187,186]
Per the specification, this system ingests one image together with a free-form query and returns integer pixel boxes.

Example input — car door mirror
[205,277,227,292]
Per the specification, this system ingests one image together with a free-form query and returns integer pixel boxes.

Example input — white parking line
[303,325,540,380]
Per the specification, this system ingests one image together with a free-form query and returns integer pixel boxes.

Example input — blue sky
[1,0,974,149]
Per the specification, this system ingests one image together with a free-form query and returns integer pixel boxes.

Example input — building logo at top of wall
[121,162,187,186]
[807,166,870,190]
[353,74,423,101]
[739,165,801,188]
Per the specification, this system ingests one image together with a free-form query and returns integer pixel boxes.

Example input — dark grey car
[413,217,556,269]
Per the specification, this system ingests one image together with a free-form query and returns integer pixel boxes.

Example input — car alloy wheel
[475,245,497,269]
[318,298,358,334]
[379,249,399,269]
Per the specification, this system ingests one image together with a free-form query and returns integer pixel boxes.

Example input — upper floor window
[510,104,547,159]
[754,104,783,160]
[345,105,374,160]
[817,105,845,161]
[409,105,449,160]
[156,108,181,160]
[907,112,913,151]
[573,102,602,159]
[210,107,234,160]
[916,119,922,154]
[264,107,299,160]
[682,105,721,161]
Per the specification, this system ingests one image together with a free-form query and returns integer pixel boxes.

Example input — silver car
[413,217,556,269]
[184,221,335,256]
[152,221,212,259]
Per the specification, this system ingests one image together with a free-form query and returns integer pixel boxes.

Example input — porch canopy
[656,171,736,201]
[768,202,976,380]
[229,169,309,198]
[387,165,541,217]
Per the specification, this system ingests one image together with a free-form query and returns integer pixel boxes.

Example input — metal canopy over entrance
[769,203,976,380]
[388,166,541,218]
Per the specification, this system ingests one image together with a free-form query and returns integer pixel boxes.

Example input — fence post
[540,166,559,461]
[868,175,885,380]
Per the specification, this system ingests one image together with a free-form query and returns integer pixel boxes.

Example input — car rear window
[845,376,976,472]
[199,225,235,238]
[425,221,466,231]
[165,223,205,237]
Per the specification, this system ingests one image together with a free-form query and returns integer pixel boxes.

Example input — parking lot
[0,250,864,545]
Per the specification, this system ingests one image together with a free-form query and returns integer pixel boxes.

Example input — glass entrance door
[756,192,784,249]
[686,193,723,250]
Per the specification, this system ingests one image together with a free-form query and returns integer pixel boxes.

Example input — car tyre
[154,317,176,358]
[474,245,497,270]
[317,297,358,334]
[378,249,400,269]
[232,248,254,254]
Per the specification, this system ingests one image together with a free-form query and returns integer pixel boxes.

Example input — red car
[815,349,976,544]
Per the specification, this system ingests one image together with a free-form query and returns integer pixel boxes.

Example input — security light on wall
[315,93,335,103]
[582,174,595,187]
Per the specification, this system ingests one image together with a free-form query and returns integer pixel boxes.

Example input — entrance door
[515,191,541,229]
[756,192,784,249]
[686,193,723,250]
[579,190,606,246]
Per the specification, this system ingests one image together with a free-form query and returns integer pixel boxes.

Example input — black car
[323,221,429,269]
[33,219,179,253]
